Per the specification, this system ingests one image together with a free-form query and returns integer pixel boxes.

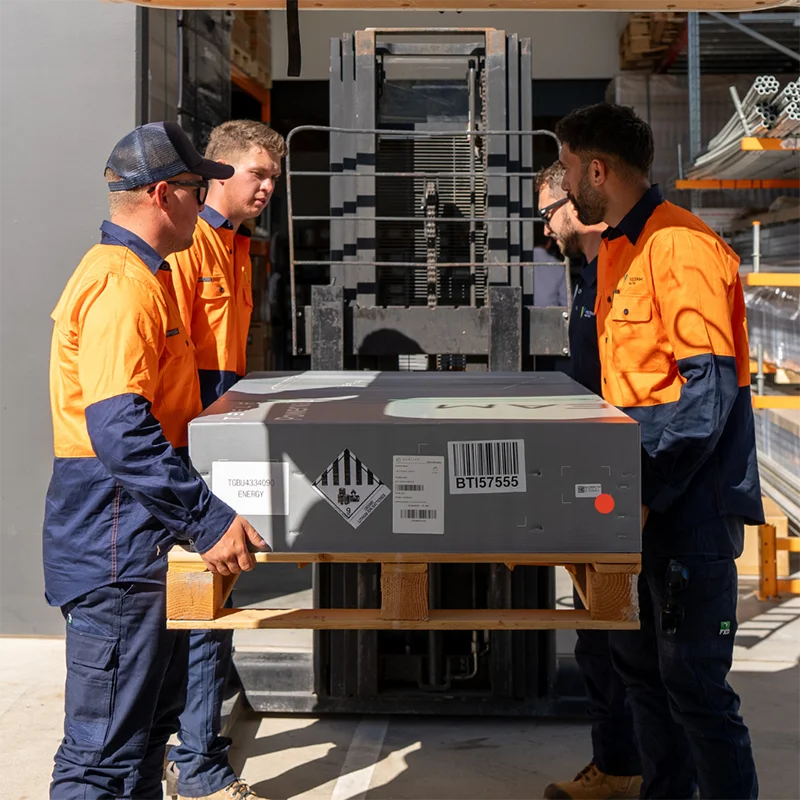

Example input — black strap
[287,0,301,77]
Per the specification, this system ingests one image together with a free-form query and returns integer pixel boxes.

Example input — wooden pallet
[230,44,255,78]
[166,549,641,631]
[619,12,686,70]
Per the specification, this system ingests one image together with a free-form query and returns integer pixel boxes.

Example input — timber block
[166,563,238,621]
[380,563,429,621]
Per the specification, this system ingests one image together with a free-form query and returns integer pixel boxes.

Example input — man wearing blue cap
[44,121,268,800]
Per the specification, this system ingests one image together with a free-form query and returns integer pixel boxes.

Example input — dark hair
[555,103,654,175]
[534,161,566,197]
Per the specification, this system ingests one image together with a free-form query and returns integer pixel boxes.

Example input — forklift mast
[288,27,569,374]
[233,28,587,717]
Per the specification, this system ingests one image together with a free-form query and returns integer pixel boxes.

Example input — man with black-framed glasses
[43,121,267,800]
[535,163,641,800]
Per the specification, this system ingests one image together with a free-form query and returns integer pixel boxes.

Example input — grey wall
[269,10,629,82]
[0,0,140,633]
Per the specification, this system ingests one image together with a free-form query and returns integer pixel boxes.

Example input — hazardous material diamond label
[313,449,390,529]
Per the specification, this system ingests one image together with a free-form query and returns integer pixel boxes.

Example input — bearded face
[569,163,607,227]
[556,213,583,260]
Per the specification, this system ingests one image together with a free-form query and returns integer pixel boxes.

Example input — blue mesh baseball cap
[105,121,234,191]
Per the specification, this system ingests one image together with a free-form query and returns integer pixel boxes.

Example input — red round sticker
[595,494,615,515]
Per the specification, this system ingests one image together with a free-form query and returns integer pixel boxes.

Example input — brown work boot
[177,778,267,800]
[543,763,643,799]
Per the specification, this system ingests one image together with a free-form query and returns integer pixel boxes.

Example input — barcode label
[575,483,602,498]
[392,456,444,535]
[400,509,438,519]
[448,440,527,494]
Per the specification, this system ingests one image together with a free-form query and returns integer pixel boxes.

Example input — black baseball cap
[105,121,234,191]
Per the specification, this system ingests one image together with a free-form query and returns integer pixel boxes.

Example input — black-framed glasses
[147,179,209,206]
[537,196,569,224]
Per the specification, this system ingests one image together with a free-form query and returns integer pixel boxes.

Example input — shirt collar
[601,184,664,245]
[99,221,168,275]
[199,206,252,238]
[199,205,234,231]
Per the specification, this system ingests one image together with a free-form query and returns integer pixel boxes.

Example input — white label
[211,461,288,516]
[392,456,445,535]
[447,440,527,494]
[575,483,602,498]
[313,449,390,529]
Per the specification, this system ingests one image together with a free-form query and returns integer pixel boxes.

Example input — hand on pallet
[200,515,270,576]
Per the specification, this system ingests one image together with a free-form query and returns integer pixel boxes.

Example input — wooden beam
[380,563,429,621]
[168,548,642,565]
[166,563,239,621]
[166,607,641,630]
[566,564,589,609]
[587,564,639,622]
[114,1,798,10]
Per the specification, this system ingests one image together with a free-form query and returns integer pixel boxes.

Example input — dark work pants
[573,588,641,777]
[609,515,758,799]
[51,583,188,800]
[168,626,236,797]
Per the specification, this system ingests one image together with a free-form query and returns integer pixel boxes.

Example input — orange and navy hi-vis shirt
[596,186,764,550]
[43,221,236,607]
[167,206,253,409]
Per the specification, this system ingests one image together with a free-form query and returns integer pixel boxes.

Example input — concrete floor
[3,575,799,800]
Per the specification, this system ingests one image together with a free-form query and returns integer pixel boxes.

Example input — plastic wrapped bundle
[745,285,800,373]
[754,407,800,490]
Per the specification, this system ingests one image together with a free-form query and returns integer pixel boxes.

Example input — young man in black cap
[44,121,267,800]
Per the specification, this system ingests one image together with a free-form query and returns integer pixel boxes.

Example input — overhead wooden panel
[107,1,799,13]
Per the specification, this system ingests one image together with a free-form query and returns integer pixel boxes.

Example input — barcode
[400,509,438,519]
[396,483,424,492]
[450,441,520,478]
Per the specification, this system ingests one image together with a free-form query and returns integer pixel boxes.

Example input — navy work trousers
[51,583,188,800]
[573,588,641,777]
[609,515,758,799]
[168,626,236,797]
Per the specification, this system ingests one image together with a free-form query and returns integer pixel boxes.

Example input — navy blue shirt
[568,257,601,396]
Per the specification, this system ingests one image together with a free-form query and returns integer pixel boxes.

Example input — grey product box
[189,371,642,555]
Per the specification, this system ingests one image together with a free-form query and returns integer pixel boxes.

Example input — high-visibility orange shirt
[43,221,236,607]
[167,206,253,408]
[596,186,763,543]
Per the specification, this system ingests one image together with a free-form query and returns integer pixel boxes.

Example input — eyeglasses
[537,196,569,224]
[147,179,209,206]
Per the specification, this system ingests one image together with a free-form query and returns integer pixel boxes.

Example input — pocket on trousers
[65,627,118,746]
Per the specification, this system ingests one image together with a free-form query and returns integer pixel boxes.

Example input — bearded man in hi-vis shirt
[554,103,763,800]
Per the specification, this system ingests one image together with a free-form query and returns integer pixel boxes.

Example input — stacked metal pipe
[687,76,800,180]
